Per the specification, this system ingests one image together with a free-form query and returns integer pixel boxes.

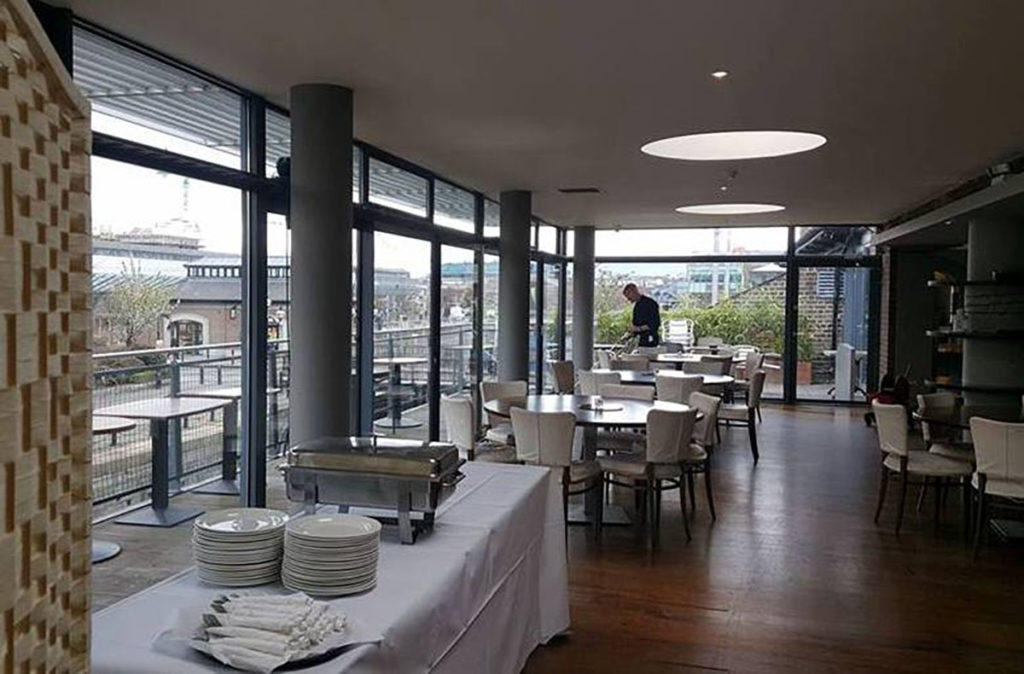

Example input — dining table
[93,397,236,527]
[91,416,138,563]
[592,368,734,389]
[373,356,429,431]
[654,353,743,370]
[483,394,701,525]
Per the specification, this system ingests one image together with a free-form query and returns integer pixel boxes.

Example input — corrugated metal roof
[92,273,182,296]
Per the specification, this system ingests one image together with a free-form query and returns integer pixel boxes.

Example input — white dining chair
[917,393,973,463]
[872,401,972,534]
[685,391,722,521]
[593,383,653,454]
[969,417,1024,557]
[549,360,576,394]
[479,380,527,445]
[718,370,766,462]
[685,359,730,377]
[599,407,698,546]
[609,355,649,371]
[598,384,654,402]
[656,373,703,404]
[579,370,621,396]
[510,408,603,537]
[440,396,516,463]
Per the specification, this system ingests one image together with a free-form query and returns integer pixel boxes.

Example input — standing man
[623,283,661,347]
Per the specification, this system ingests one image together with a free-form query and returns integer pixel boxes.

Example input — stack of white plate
[283,514,381,596]
[193,508,288,587]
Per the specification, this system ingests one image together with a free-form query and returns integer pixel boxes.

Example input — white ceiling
[59,0,1024,229]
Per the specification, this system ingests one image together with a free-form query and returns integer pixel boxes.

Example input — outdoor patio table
[91,416,137,563]
[178,386,281,495]
[483,394,701,526]
[373,357,428,431]
[93,397,235,527]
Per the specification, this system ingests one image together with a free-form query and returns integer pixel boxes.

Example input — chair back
[872,401,911,457]
[440,396,476,454]
[579,370,620,395]
[970,417,1024,483]
[645,408,697,464]
[595,350,613,369]
[916,392,959,443]
[743,350,765,378]
[747,370,767,407]
[686,359,730,376]
[480,380,527,427]
[665,319,694,349]
[656,373,703,404]
[549,360,575,394]
[510,408,576,467]
[610,355,649,371]
[696,336,724,347]
[599,383,654,402]
[689,391,721,448]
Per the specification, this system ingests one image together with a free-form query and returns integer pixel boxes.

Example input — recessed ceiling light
[642,131,827,161]
[711,70,729,80]
[676,203,786,215]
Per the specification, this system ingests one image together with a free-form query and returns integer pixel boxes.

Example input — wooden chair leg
[647,481,656,550]
[679,478,691,542]
[933,475,943,532]
[686,472,696,516]
[961,476,971,543]
[895,469,909,534]
[746,410,759,463]
[593,481,604,542]
[704,462,716,522]
[716,424,722,445]
[973,477,987,559]
[873,461,889,524]
[916,476,928,513]
[756,403,762,423]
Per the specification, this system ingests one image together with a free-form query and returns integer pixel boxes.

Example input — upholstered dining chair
[579,370,621,396]
[700,354,734,374]
[656,373,703,405]
[609,355,650,371]
[595,350,613,369]
[510,408,603,537]
[718,370,766,462]
[969,417,1024,557]
[549,360,576,394]
[685,391,722,521]
[733,350,766,421]
[598,383,654,402]
[598,407,698,547]
[594,383,653,454]
[440,396,516,463]
[917,393,973,463]
[479,380,527,445]
[871,401,973,534]
[686,359,731,377]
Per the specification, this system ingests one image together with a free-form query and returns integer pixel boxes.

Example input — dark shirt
[632,295,661,347]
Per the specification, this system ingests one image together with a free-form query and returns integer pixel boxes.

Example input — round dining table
[592,369,734,389]
[483,394,701,526]
[654,353,742,370]
[913,404,1023,431]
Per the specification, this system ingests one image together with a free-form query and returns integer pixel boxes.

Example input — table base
[192,479,239,496]
[116,505,204,528]
[91,540,122,564]
[374,418,423,430]
[567,502,631,526]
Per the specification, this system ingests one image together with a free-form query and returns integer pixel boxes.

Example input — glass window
[368,158,428,217]
[91,158,243,517]
[265,109,289,178]
[267,214,290,457]
[529,261,539,391]
[565,230,575,257]
[483,200,500,238]
[434,181,475,233]
[481,254,499,382]
[794,226,875,257]
[595,227,789,257]
[538,225,558,254]
[542,263,563,391]
[373,233,432,439]
[440,247,477,406]
[565,263,574,361]
[74,28,243,169]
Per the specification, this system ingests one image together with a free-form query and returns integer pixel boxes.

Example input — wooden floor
[91,406,1024,672]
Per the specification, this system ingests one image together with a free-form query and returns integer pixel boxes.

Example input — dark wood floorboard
[91,406,1024,672]
[524,406,1024,673]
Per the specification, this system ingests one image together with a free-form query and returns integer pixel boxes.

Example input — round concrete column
[289,84,353,442]
[572,227,595,370]
[497,190,532,382]
[962,217,1024,404]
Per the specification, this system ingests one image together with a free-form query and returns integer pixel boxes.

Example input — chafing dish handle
[440,472,466,489]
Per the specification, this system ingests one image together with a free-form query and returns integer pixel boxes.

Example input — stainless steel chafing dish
[281,436,464,544]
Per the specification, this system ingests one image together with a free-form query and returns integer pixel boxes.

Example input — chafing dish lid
[287,436,459,478]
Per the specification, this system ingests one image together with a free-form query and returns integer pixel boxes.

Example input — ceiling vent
[558,187,601,194]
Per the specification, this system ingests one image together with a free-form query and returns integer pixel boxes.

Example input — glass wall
[373,233,432,439]
[368,159,428,217]
[542,262,563,391]
[596,227,789,257]
[440,245,478,398]
[434,183,475,233]
[529,260,539,391]
[482,253,500,382]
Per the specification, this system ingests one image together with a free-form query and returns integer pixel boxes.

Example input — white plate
[196,558,281,572]
[286,515,381,541]
[194,550,281,565]
[281,575,377,596]
[283,554,378,571]
[195,508,288,534]
[282,569,376,586]
[198,574,279,588]
[194,528,285,542]
[284,542,378,558]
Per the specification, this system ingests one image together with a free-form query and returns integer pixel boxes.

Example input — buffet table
[91,462,569,673]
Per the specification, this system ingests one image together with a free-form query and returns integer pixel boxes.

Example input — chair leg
[973,479,987,559]
[746,410,759,463]
[716,424,722,445]
[756,403,762,423]
[961,476,971,544]
[916,476,927,513]
[679,479,691,542]
[873,461,888,524]
[895,470,909,534]
[686,472,696,516]
[562,481,570,547]
[593,482,604,542]
[933,475,942,532]
[704,462,716,522]
[647,481,656,550]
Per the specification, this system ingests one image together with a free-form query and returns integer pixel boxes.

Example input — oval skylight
[642,131,826,161]
[676,203,786,215]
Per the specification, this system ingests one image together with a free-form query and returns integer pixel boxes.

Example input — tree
[103,260,177,349]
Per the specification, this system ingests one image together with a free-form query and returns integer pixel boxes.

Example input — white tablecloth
[91,462,569,673]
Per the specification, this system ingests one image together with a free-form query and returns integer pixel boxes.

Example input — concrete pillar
[962,217,1024,404]
[289,84,353,442]
[497,190,532,381]
[572,227,595,370]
